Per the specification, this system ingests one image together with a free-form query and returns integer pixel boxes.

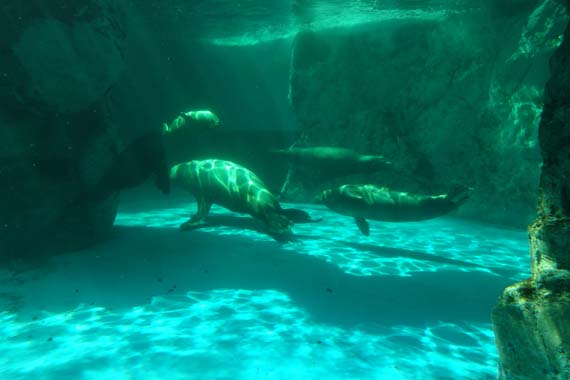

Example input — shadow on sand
[0,219,514,331]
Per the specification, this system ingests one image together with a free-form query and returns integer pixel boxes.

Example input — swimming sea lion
[162,110,221,134]
[83,110,222,203]
[316,184,470,235]
[269,146,392,178]
[170,159,319,240]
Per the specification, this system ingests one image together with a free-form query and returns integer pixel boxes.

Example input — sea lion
[316,184,470,235]
[170,159,319,240]
[269,146,392,178]
[86,132,170,202]
[83,110,222,203]
[162,110,221,134]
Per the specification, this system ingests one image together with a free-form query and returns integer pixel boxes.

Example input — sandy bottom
[0,188,529,380]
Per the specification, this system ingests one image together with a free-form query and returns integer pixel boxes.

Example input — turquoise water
[0,188,529,380]
[146,0,474,45]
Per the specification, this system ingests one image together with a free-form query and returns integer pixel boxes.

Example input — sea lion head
[314,187,342,205]
[169,161,199,185]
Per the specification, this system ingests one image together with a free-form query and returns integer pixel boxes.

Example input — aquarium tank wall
[0,0,569,379]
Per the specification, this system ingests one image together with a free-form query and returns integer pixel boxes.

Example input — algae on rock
[285,1,568,228]
[492,1,570,378]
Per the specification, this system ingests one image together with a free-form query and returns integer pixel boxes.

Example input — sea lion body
[170,159,314,239]
[318,184,470,235]
[162,110,221,134]
[270,146,391,177]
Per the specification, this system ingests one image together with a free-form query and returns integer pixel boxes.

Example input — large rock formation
[284,0,568,227]
[0,0,127,256]
[492,1,570,378]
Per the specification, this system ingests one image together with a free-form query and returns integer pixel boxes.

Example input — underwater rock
[285,3,568,227]
[493,2,570,378]
[2,0,126,113]
[0,105,122,256]
[493,279,570,380]
[0,0,127,255]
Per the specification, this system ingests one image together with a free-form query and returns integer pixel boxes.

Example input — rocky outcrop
[0,0,127,256]
[492,1,570,378]
[284,1,568,228]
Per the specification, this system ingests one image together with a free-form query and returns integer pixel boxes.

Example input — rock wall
[0,0,127,256]
[285,0,568,228]
[492,1,570,378]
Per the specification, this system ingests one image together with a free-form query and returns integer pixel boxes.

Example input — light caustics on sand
[0,200,523,380]
[116,202,530,280]
[0,289,497,380]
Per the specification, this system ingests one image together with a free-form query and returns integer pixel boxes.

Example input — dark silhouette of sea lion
[84,109,221,203]
[269,146,392,178]
[86,132,170,202]
[316,184,470,235]
[170,159,319,240]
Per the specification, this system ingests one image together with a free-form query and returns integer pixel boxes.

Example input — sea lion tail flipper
[354,217,370,236]
[280,208,322,223]
[446,184,471,205]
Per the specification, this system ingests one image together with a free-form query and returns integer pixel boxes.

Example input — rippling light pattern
[0,289,497,380]
[204,8,455,46]
[116,202,529,280]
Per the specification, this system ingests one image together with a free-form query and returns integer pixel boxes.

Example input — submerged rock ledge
[492,1,570,378]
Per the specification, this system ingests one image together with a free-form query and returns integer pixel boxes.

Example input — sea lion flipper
[180,201,211,231]
[180,219,206,230]
[361,190,376,206]
[343,186,364,200]
[354,217,370,236]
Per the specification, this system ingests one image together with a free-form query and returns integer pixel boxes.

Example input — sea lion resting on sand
[170,159,319,240]
[317,184,470,235]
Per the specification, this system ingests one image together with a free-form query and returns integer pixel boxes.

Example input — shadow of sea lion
[338,240,521,279]
[180,214,269,235]
[337,240,486,269]
[176,214,325,244]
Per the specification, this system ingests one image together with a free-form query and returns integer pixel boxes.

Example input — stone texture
[492,2,570,378]
[13,17,125,113]
[0,0,127,256]
[285,1,568,227]
[493,279,570,380]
